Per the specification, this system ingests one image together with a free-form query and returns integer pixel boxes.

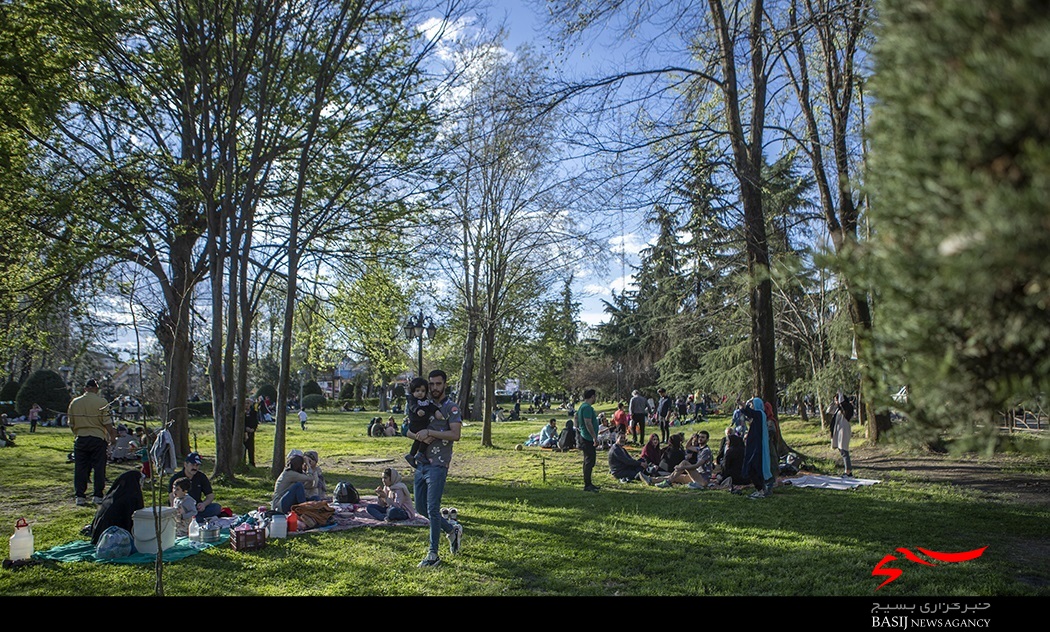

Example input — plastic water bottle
[9,518,33,561]
[188,519,200,541]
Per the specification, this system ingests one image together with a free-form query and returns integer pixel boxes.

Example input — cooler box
[132,506,176,554]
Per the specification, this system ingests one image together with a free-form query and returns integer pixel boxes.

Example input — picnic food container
[231,526,266,551]
[199,524,221,542]
[132,506,176,554]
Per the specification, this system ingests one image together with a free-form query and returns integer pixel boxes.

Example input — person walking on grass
[576,388,601,492]
[408,369,463,568]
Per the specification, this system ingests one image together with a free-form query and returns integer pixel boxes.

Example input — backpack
[95,526,134,559]
[334,481,360,505]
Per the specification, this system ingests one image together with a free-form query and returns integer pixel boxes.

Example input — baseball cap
[185,452,203,464]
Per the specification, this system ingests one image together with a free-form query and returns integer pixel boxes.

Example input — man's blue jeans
[414,463,452,555]
[276,482,307,514]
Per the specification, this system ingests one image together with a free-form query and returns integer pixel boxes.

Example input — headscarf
[763,400,782,446]
[743,397,772,482]
[383,468,414,517]
[90,470,144,546]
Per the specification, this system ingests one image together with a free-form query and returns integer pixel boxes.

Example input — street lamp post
[298,369,304,409]
[404,310,437,378]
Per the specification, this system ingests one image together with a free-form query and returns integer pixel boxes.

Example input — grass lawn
[0,405,1047,611]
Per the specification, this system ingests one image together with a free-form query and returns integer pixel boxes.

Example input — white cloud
[579,309,606,327]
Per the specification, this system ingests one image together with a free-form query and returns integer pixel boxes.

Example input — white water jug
[9,518,33,561]
[269,513,287,539]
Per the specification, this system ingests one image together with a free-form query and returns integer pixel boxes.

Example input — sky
[493,1,651,329]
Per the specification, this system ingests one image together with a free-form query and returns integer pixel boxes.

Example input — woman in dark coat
[657,433,686,474]
[556,419,577,452]
[741,397,773,498]
[90,470,145,545]
[716,433,745,487]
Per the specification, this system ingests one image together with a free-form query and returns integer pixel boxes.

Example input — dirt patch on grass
[848,445,1050,507]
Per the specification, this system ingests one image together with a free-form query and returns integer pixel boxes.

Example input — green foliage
[301,393,327,411]
[302,380,323,397]
[338,382,356,400]
[255,385,277,403]
[526,278,581,394]
[332,262,410,384]
[0,380,18,415]
[0,380,20,402]
[186,401,212,417]
[865,0,1050,446]
[15,369,70,416]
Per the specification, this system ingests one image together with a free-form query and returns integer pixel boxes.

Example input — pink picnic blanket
[290,496,428,534]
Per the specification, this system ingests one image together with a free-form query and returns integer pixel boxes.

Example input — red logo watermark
[872,547,988,590]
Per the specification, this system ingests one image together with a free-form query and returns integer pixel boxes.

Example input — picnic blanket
[783,474,881,490]
[291,496,428,534]
[33,532,230,564]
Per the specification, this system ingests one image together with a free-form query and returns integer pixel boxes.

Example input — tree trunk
[157,231,198,457]
[457,319,477,421]
[711,0,776,407]
[481,323,495,448]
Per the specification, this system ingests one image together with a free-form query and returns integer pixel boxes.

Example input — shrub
[0,381,20,416]
[16,369,71,417]
[301,393,327,411]
[302,380,323,397]
[255,384,277,403]
[338,382,355,400]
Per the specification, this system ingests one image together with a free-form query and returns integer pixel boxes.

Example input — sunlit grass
[0,409,1046,597]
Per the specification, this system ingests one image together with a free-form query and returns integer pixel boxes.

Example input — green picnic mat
[33,532,230,564]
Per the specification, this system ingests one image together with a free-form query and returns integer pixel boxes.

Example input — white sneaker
[75,497,90,506]
[417,552,441,568]
[447,522,463,555]
[92,496,105,505]
[447,507,458,522]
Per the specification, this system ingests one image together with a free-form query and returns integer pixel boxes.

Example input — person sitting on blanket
[366,467,416,522]
[89,470,144,546]
[303,450,328,500]
[171,476,198,537]
[271,454,319,514]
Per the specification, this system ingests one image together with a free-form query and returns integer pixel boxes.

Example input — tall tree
[778,0,889,440]
[865,0,1050,447]
[432,39,591,443]
[547,0,779,406]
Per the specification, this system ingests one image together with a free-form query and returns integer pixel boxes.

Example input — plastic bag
[95,526,134,559]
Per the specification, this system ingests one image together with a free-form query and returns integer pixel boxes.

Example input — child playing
[404,377,440,469]
[171,476,198,537]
